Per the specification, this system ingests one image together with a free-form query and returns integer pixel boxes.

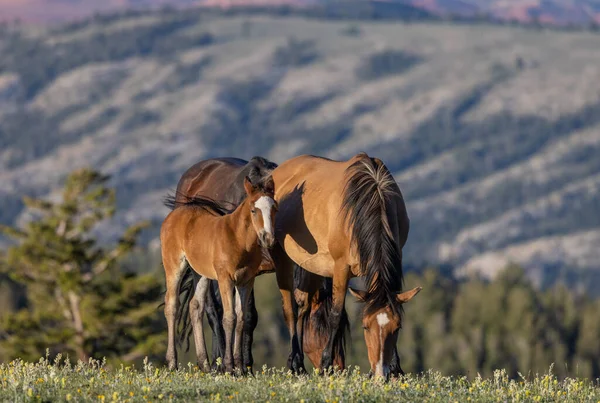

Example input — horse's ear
[244,176,255,195]
[262,176,275,195]
[396,287,422,304]
[349,288,367,303]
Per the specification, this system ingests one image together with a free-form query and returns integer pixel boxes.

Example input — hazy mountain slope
[1,0,600,25]
[1,11,600,291]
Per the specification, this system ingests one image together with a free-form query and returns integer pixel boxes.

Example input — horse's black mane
[341,154,404,316]
[294,266,350,362]
[248,155,278,173]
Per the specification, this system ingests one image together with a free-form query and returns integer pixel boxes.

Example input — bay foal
[169,156,277,372]
[161,176,277,373]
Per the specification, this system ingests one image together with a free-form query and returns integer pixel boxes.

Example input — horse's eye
[362,325,369,330]
[251,209,256,214]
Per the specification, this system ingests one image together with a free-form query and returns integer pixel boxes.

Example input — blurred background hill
[2,0,600,26]
[1,6,600,293]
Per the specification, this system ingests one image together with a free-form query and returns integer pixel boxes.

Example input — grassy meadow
[1,355,600,402]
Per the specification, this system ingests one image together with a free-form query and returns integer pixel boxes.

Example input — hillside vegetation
[1,10,600,290]
[2,168,600,379]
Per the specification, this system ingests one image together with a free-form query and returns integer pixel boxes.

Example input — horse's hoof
[320,354,334,372]
[286,351,305,375]
[291,360,307,375]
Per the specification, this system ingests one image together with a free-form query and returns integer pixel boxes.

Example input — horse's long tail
[157,262,197,351]
[341,153,404,315]
[163,192,233,214]
[174,264,198,351]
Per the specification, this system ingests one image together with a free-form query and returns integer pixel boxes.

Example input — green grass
[1,355,599,402]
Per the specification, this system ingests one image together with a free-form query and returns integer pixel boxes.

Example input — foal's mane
[341,153,404,316]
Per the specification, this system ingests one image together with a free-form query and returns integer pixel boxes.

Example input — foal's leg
[320,261,350,372]
[190,276,211,372]
[273,247,306,374]
[234,280,255,374]
[164,256,186,370]
[217,277,236,373]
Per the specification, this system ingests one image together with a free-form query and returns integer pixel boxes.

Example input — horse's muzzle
[259,231,276,249]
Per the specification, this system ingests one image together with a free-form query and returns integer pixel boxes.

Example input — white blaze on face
[375,312,390,378]
[254,196,275,236]
[376,313,390,327]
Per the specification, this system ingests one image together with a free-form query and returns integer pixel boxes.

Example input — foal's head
[349,286,421,379]
[244,175,277,248]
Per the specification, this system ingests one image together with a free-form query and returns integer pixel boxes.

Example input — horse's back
[161,205,224,279]
[272,154,355,193]
[175,158,245,203]
[175,156,277,206]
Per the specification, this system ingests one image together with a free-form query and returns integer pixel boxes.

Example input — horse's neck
[223,200,259,253]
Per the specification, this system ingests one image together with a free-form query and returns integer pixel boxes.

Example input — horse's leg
[294,287,310,365]
[163,256,186,370]
[190,276,211,372]
[274,248,306,374]
[320,261,350,372]
[234,279,255,375]
[217,277,236,373]
[295,269,324,367]
[241,289,258,374]
[206,279,225,368]
[390,346,404,376]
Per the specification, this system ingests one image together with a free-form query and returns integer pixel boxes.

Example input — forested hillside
[1,9,600,291]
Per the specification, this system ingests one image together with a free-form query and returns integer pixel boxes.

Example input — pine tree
[0,168,165,363]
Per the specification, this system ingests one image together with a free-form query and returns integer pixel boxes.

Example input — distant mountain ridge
[1,0,600,26]
[1,9,600,293]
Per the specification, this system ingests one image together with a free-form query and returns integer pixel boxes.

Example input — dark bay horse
[166,157,277,371]
[271,153,421,378]
[161,176,277,373]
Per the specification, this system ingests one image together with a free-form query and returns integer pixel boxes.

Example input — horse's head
[244,175,278,248]
[349,286,422,379]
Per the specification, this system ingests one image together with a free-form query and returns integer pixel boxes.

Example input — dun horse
[161,176,277,373]
[271,153,421,378]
